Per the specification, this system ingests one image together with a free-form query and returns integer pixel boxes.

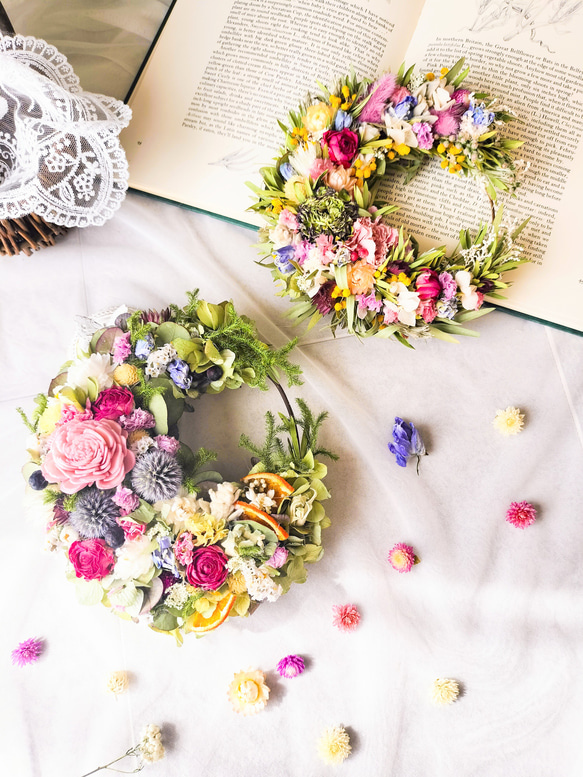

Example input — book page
[382,0,583,331]
[122,0,426,227]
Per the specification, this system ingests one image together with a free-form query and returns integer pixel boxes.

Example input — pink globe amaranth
[41,418,135,494]
[92,387,134,421]
[69,538,115,580]
[185,545,229,590]
[322,129,359,169]
[416,269,441,300]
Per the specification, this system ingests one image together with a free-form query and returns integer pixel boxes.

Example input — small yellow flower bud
[113,363,139,387]
[342,288,350,297]
[426,72,435,81]
[440,67,449,76]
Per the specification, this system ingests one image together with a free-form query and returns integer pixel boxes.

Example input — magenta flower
[506,501,537,529]
[11,637,45,667]
[431,103,466,137]
[186,545,229,590]
[332,604,361,633]
[358,73,398,123]
[388,542,416,573]
[277,654,305,678]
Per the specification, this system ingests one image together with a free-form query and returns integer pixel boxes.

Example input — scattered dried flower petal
[11,637,45,667]
[332,604,360,632]
[506,500,537,529]
[228,669,270,715]
[431,678,460,705]
[317,725,352,765]
[493,406,525,436]
[277,654,305,678]
[106,670,129,696]
[388,542,416,573]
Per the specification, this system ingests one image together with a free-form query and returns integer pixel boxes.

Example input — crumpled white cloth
[0,33,131,226]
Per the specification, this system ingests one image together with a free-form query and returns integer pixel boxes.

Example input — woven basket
[0,3,69,257]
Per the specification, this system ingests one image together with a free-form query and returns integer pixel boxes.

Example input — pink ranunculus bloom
[278,208,299,230]
[112,486,140,516]
[185,545,229,590]
[116,516,146,542]
[322,128,359,169]
[69,538,115,580]
[417,298,437,323]
[416,269,441,300]
[390,85,411,105]
[41,418,135,494]
[92,387,134,421]
[345,217,376,263]
[431,103,466,137]
[309,158,334,180]
[174,531,195,566]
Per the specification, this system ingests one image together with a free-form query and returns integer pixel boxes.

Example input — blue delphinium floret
[334,109,353,130]
[388,417,426,473]
[135,334,155,360]
[167,358,192,390]
[152,535,181,578]
[273,245,295,273]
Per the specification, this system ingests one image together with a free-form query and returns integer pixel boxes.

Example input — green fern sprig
[126,311,155,346]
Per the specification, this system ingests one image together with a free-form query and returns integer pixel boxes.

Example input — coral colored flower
[317,726,352,765]
[11,637,45,667]
[388,542,416,573]
[332,604,360,632]
[322,129,360,168]
[431,678,460,705]
[347,260,376,295]
[186,545,229,590]
[41,418,135,494]
[323,164,359,193]
[493,406,525,436]
[277,654,305,678]
[228,669,270,715]
[506,501,537,529]
[92,387,134,421]
[69,538,116,580]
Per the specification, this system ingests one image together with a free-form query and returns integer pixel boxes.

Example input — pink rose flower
[117,517,146,542]
[417,298,437,323]
[69,539,115,580]
[92,387,134,421]
[41,418,135,494]
[322,129,359,169]
[416,269,441,300]
[185,545,229,590]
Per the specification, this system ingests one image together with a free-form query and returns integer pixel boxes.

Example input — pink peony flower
[174,531,195,566]
[358,73,398,123]
[417,298,437,323]
[277,654,305,678]
[154,435,181,456]
[186,545,229,590]
[41,419,135,494]
[505,501,537,529]
[388,542,416,573]
[416,269,442,300]
[431,103,466,137]
[112,486,140,516]
[112,332,132,364]
[322,129,359,168]
[11,637,45,667]
[92,387,134,421]
[117,516,146,542]
[332,604,361,632]
[69,538,116,580]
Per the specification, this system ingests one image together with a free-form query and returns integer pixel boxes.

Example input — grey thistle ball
[131,448,183,503]
[68,488,120,539]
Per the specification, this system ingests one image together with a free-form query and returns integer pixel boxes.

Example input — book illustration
[209,147,270,173]
[468,0,582,48]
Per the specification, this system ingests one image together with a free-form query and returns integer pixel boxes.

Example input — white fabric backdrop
[2,3,583,776]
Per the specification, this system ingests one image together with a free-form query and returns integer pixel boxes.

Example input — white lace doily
[0,33,132,227]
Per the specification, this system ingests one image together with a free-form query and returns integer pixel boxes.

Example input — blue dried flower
[135,334,155,359]
[391,95,417,121]
[388,417,426,472]
[167,358,192,390]
[131,449,183,502]
[279,162,294,181]
[69,488,120,539]
[273,245,295,273]
[152,535,181,578]
[334,109,352,130]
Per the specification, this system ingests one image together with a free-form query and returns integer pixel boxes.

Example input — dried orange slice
[235,501,289,541]
[240,472,294,507]
[183,592,236,634]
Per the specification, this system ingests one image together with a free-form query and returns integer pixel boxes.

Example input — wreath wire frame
[248,58,528,346]
[20,291,335,643]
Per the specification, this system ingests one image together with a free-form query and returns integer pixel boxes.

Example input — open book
[123,0,583,334]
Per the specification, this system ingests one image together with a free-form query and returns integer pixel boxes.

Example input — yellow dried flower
[493,406,525,436]
[113,363,140,386]
[227,571,247,595]
[228,669,270,715]
[106,670,129,696]
[317,725,352,765]
[431,678,460,705]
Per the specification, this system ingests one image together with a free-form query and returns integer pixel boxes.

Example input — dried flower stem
[79,748,143,777]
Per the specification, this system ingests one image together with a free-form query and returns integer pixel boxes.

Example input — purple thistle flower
[11,637,45,667]
[388,417,426,472]
[277,654,305,679]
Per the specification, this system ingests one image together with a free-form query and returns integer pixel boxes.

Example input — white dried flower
[317,725,352,765]
[106,670,129,697]
[208,481,241,521]
[138,724,165,763]
[164,582,190,609]
[227,556,282,602]
[67,353,115,393]
[431,678,460,705]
